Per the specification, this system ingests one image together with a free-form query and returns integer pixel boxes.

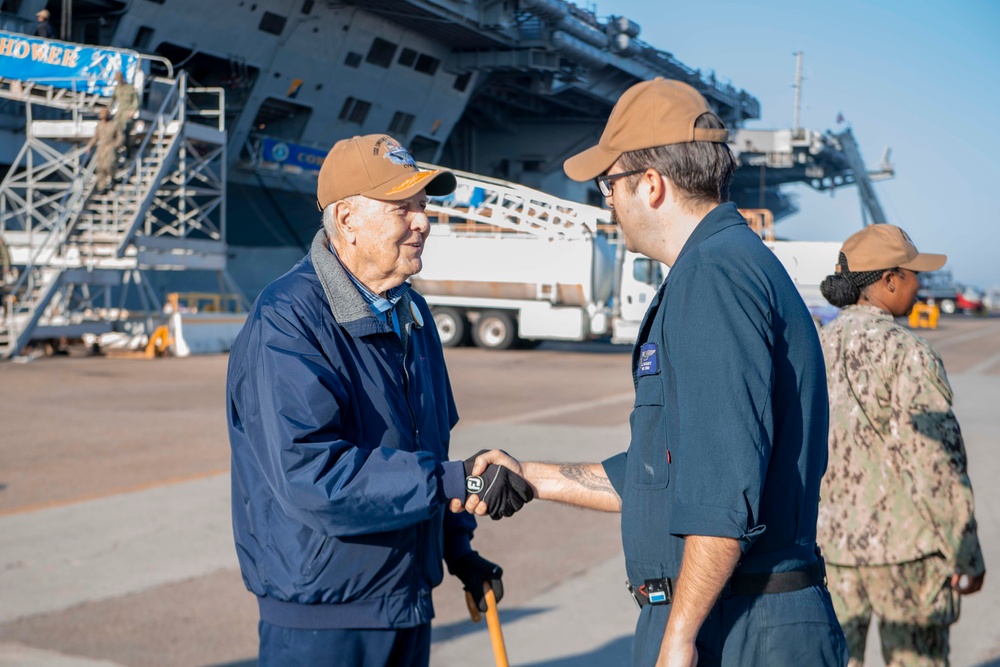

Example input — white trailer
[766,240,842,326]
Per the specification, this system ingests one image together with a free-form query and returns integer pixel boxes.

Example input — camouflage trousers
[827,558,960,667]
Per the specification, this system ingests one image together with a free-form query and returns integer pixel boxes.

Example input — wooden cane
[465,582,509,667]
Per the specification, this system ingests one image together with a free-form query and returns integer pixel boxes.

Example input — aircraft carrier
[0,0,893,356]
[0,0,886,250]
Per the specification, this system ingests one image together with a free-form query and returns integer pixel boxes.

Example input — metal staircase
[0,66,227,359]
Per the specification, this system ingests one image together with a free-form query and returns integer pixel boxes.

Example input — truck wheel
[433,307,468,348]
[472,311,517,350]
[939,298,957,315]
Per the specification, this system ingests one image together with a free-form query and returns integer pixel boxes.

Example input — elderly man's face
[349,191,430,290]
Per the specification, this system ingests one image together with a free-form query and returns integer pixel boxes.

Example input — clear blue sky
[589,0,1000,289]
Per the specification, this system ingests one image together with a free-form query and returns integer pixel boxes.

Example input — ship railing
[0,11,34,35]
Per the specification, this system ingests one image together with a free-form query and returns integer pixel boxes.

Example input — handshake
[455,449,534,520]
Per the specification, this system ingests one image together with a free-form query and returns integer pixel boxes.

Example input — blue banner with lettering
[261,138,327,171]
[0,31,138,96]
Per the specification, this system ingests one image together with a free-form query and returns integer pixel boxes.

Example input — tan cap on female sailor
[836,224,946,273]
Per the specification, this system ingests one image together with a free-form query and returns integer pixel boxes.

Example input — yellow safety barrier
[909,302,939,329]
[104,325,172,359]
[168,291,244,313]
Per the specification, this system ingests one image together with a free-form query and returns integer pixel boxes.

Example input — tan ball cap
[563,77,729,182]
[316,134,456,209]
[37,9,50,19]
[837,224,946,273]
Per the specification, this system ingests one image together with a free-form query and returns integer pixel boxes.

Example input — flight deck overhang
[347,0,760,126]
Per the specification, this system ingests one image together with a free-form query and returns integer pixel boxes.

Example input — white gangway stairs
[0,59,231,359]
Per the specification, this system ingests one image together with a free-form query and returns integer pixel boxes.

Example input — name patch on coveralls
[638,343,659,376]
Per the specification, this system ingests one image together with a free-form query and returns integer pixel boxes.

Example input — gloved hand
[448,551,503,613]
[463,449,534,520]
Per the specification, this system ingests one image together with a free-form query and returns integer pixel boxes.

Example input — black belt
[627,559,826,608]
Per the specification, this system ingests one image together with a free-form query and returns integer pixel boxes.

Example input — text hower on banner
[0,30,139,96]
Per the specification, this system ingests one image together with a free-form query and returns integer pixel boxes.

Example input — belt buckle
[625,580,643,609]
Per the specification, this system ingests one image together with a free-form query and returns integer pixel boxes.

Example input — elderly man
[463,79,847,666]
[227,133,532,667]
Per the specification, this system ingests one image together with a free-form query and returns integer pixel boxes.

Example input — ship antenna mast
[793,51,804,137]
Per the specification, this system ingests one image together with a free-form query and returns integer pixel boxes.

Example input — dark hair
[617,113,737,208]
[820,252,892,307]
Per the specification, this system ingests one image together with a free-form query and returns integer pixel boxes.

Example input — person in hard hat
[817,225,985,667]
[34,9,53,39]
[462,78,846,666]
[85,108,123,192]
[226,134,531,667]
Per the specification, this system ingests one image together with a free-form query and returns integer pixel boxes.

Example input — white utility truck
[415,168,661,349]
[416,167,842,349]
[765,240,842,326]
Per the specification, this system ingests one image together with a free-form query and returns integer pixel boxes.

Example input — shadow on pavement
[535,341,631,355]
[974,659,1000,667]
[520,635,632,666]
[205,660,255,667]
[432,606,549,643]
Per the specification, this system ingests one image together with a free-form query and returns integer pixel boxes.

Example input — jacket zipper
[397,319,420,450]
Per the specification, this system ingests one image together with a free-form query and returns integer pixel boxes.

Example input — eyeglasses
[594,169,647,197]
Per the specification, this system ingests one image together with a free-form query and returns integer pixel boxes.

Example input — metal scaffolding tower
[0,65,230,359]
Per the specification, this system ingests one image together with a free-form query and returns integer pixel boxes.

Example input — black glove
[448,551,503,613]
[463,450,534,520]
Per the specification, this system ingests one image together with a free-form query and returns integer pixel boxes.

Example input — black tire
[939,298,957,315]
[432,307,468,348]
[471,310,518,350]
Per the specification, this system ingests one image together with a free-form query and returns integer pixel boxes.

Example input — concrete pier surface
[1,318,998,667]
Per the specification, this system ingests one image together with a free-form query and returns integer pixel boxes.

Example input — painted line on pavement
[933,325,1000,351]
[963,348,1000,376]
[468,391,635,426]
[0,468,230,517]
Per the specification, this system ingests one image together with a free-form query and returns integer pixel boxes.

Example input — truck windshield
[633,258,663,286]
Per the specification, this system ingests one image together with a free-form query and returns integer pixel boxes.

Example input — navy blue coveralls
[602,204,847,666]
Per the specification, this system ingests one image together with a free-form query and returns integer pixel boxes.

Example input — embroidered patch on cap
[638,342,659,376]
[374,136,416,167]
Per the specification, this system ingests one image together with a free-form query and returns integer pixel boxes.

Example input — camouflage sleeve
[889,340,985,576]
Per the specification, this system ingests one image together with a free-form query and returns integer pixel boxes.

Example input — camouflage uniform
[86,120,123,191]
[112,81,138,134]
[817,304,984,667]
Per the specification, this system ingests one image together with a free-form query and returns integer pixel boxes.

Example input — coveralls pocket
[629,377,669,490]
[755,586,848,667]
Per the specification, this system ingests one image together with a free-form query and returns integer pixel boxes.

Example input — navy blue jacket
[227,230,473,630]
[603,203,829,585]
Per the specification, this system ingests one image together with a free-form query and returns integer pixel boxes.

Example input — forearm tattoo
[558,463,616,496]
